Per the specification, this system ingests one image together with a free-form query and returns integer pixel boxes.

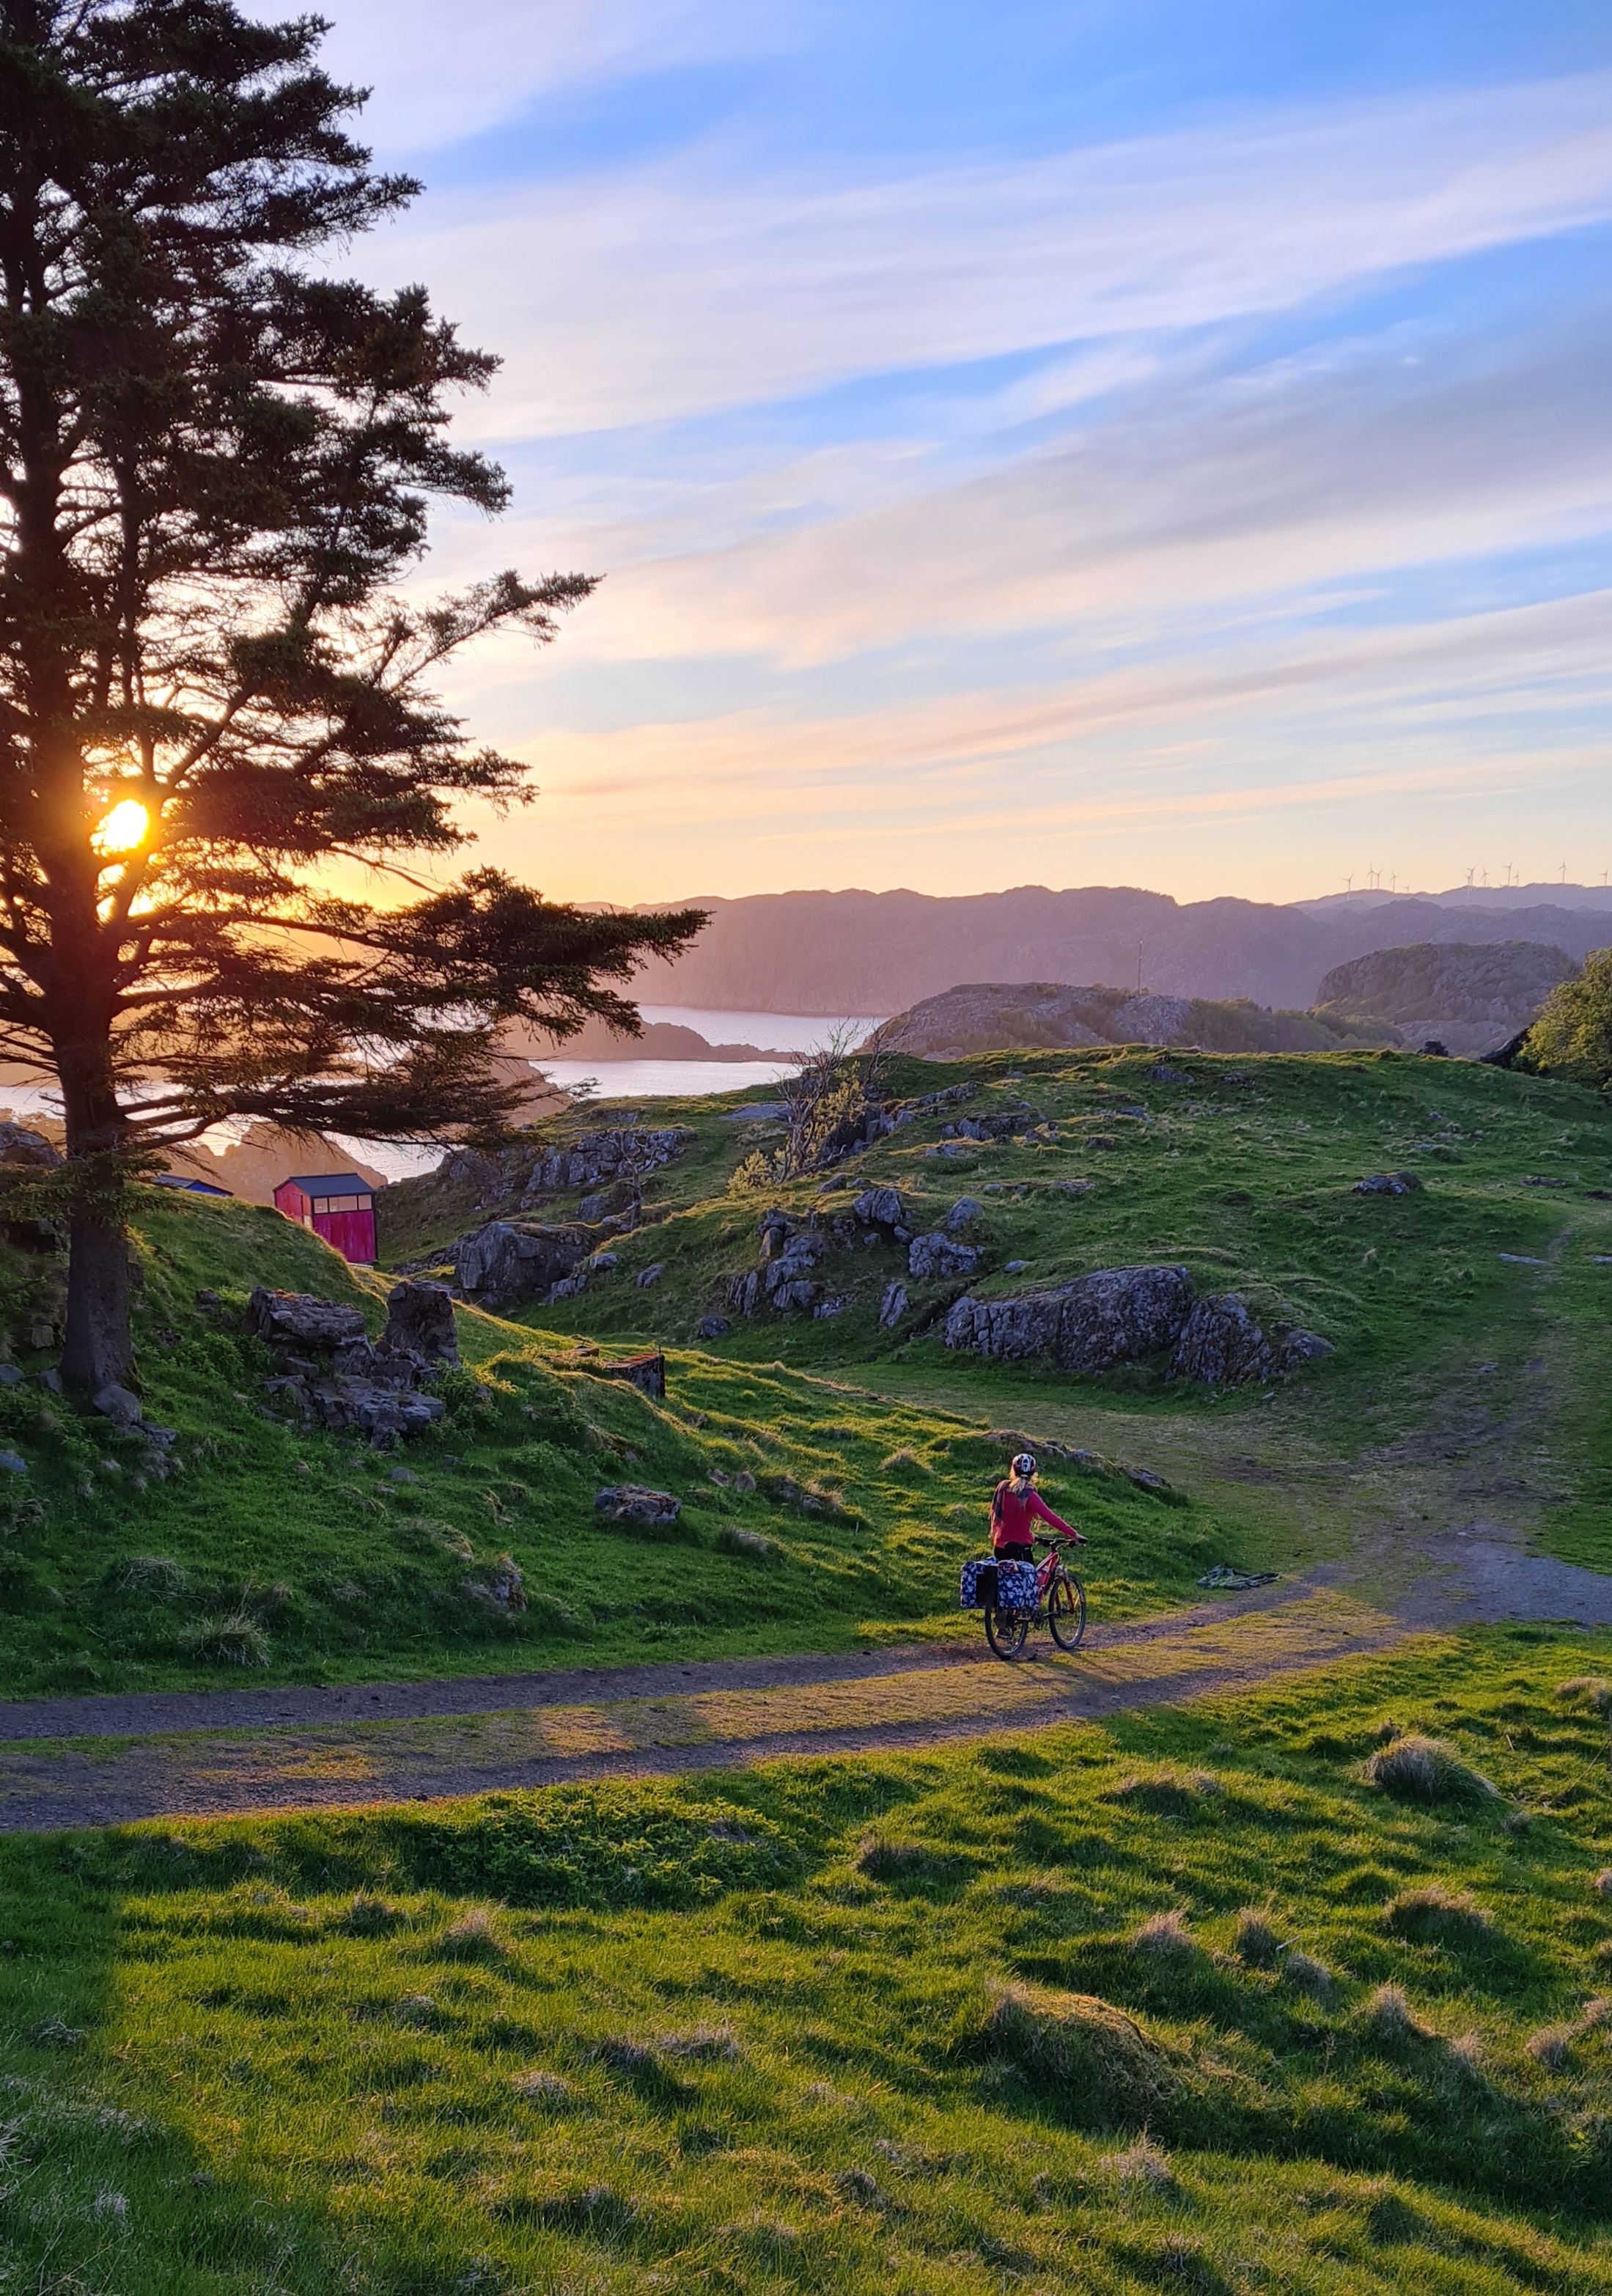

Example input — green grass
[380,1045,1612,1578]
[0,1045,1606,1696]
[1,1630,1608,2292]
[0,1191,1217,1697]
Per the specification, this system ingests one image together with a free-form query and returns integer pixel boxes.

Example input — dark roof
[281,1172,375,1196]
[156,1173,232,1196]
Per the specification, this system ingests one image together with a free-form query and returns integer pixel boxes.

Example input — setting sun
[92,797,150,855]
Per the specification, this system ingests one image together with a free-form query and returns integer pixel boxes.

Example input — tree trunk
[56,1032,133,1397]
[60,1210,133,1394]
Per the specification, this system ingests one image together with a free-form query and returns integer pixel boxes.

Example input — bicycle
[983,1536,1086,1661]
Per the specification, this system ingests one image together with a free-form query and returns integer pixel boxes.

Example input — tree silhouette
[0,0,702,1391]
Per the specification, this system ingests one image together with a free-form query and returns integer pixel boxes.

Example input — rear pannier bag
[959,1557,998,1611]
[994,1559,1039,1613]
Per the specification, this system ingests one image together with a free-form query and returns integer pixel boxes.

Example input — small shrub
[976,1983,1178,2131]
[433,1907,506,1962]
[185,1611,270,1666]
[1132,1910,1198,1955]
[1363,1734,1499,1806]
[1384,1885,1494,1944]
[1232,1909,1281,1968]
[1361,1984,1431,2041]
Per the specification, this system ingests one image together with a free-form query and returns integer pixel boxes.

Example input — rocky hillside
[1313,940,1580,1056]
[879,979,1396,1058]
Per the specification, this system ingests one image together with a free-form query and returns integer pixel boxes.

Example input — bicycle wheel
[984,1603,1030,1660]
[1048,1572,1086,1651]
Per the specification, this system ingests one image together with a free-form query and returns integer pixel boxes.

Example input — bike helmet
[1012,1452,1037,1478]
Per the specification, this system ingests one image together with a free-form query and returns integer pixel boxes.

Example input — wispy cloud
[374,73,1612,433]
[309,0,798,152]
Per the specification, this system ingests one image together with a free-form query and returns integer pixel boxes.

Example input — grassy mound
[1,1629,1611,2292]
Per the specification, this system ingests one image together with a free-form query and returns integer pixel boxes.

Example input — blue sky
[314,0,1612,902]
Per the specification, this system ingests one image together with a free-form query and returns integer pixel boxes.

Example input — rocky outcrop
[1354,1171,1421,1196]
[908,1231,980,1281]
[249,1282,451,1447]
[1169,1292,1334,1386]
[450,1221,584,1308]
[1168,1294,1274,1385]
[946,1264,1194,1372]
[380,1280,458,1366]
[0,1123,59,1169]
[595,1484,682,1525]
[941,1103,1045,1144]
[247,1290,367,1349]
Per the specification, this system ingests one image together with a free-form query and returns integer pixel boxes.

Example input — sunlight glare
[93,798,150,856]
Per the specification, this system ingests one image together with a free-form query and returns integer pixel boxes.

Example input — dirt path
[0,1585,1405,1833]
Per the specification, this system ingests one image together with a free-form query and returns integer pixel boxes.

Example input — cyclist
[990,1452,1085,1572]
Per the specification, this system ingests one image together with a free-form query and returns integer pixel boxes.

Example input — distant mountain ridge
[631,885,1612,1015]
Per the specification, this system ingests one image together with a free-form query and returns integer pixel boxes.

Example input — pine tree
[0,0,702,1393]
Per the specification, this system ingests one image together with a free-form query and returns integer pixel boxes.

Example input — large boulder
[381,1279,458,1365]
[451,1221,584,1307]
[946,1264,1194,1372]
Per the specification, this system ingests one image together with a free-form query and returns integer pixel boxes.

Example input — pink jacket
[990,1482,1075,1552]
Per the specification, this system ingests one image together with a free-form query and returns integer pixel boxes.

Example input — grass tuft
[1132,1908,1198,1954]
[976,1982,1178,2130]
[511,2069,575,2106]
[1361,1983,1432,2041]
[1363,1733,1500,1806]
[1281,1950,1333,2001]
[432,1906,507,1961]
[1384,1884,1495,1943]
[1104,2134,1176,2190]
[184,1610,270,1667]
[1232,1908,1281,1968]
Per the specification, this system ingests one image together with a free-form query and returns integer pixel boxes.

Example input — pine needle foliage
[0,0,702,1387]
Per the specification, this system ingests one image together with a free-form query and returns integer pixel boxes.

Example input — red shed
[273,1171,378,1265]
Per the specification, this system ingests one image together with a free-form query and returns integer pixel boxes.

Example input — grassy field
[0,1043,1605,1696]
[0,1191,1217,1698]
[0,1628,1607,2293]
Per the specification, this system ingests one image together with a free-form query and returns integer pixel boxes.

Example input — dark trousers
[994,1542,1035,1565]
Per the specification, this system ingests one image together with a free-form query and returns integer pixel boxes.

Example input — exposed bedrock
[945,1263,1194,1372]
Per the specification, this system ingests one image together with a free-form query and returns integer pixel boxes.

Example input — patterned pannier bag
[959,1556,998,1611]
[993,1559,1040,1613]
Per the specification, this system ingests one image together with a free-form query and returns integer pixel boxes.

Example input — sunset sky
[315,0,1612,906]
